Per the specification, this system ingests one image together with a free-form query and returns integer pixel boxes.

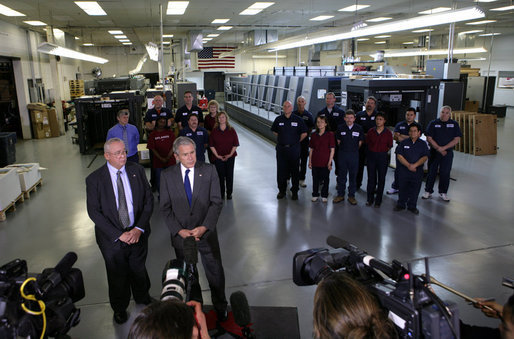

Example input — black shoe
[113,310,128,324]
[216,308,228,322]
[393,205,405,212]
[277,192,286,199]
[408,207,420,215]
[226,194,232,200]
[291,192,298,200]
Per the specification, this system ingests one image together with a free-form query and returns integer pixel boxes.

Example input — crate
[451,111,497,155]
[0,167,23,221]
[5,163,42,195]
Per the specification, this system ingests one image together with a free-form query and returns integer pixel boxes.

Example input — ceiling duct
[245,30,278,46]
[188,31,203,52]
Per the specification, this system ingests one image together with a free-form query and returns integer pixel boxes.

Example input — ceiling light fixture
[412,29,434,33]
[108,30,123,34]
[24,21,47,26]
[366,17,391,22]
[458,30,484,35]
[114,35,127,39]
[490,5,514,11]
[370,47,487,58]
[466,20,496,25]
[162,34,174,38]
[252,55,287,59]
[356,38,369,41]
[402,41,414,44]
[74,1,107,16]
[375,35,391,38]
[119,39,130,42]
[122,42,132,45]
[339,4,370,12]
[82,43,94,46]
[0,4,25,16]
[217,26,233,30]
[310,15,334,21]
[203,38,213,41]
[38,42,108,63]
[166,1,189,15]
[75,37,80,40]
[269,6,484,51]
[207,34,220,37]
[418,7,451,15]
[240,2,274,15]
[479,32,501,36]
[212,19,229,24]
[374,41,387,44]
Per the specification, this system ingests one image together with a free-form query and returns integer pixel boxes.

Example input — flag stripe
[198,46,237,69]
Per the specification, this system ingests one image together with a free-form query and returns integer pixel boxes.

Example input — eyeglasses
[109,150,127,157]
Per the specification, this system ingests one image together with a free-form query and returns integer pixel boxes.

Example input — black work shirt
[317,106,345,132]
[394,120,415,136]
[356,110,378,133]
[425,118,462,150]
[175,105,204,127]
[396,138,430,177]
[144,107,173,123]
[271,114,308,146]
[335,124,364,153]
[179,126,209,162]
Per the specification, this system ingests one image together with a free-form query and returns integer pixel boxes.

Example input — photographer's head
[313,272,397,339]
[128,300,208,339]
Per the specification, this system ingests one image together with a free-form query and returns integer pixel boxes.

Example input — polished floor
[1,109,513,338]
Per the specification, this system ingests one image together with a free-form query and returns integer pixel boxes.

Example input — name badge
[160,113,167,117]
[291,122,298,126]
[192,111,198,114]
[197,131,203,135]
[371,116,375,120]
[435,124,441,128]
[447,124,454,128]
[352,131,360,137]
[404,145,410,149]
[341,132,346,136]
[186,133,192,137]
[361,117,366,120]
[399,126,405,129]
[279,122,284,126]
[303,116,309,120]
[333,113,339,117]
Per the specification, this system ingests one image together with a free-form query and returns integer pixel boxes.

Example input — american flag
[197,47,236,69]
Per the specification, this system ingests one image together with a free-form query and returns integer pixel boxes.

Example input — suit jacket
[159,162,222,237]
[86,161,153,247]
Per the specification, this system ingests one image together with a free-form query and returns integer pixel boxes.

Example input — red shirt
[204,114,216,132]
[147,129,176,168]
[366,127,393,153]
[209,127,239,158]
[309,131,335,167]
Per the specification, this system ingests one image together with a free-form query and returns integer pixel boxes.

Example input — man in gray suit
[160,136,228,320]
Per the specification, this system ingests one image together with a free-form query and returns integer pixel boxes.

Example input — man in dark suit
[159,136,228,320]
[86,138,154,324]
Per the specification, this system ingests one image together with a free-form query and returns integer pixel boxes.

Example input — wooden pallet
[23,179,43,199]
[0,193,24,222]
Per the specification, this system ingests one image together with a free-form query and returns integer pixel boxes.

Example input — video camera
[0,252,85,338]
[293,236,460,339]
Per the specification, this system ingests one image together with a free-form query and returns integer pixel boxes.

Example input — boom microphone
[37,252,78,297]
[229,291,255,339]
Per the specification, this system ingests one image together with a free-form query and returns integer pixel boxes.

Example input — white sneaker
[311,196,319,202]
[439,193,450,202]
[321,198,328,203]
[422,192,432,199]
[386,188,398,195]
[300,180,307,188]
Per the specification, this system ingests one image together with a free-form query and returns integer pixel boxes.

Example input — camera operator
[128,299,210,339]
[313,272,398,339]
[460,294,514,339]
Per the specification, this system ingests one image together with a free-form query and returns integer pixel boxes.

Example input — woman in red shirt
[309,116,335,203]
[147,117,176,195]
[205,100,219,163]
[209,112,240,199]
[365,112,393,207]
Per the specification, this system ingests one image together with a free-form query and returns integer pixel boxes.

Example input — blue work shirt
[271,113,308,146]
[293,109,314,131]
[316,106,345,132]
[144,107,173,123]
[335,124,364,153]
[356,110,378,133]
[106,123,140,157]
[179,126,209,162]
[396,138,430,178]
[394,121,416,136]
[175,105,204,127]
[425,118,462,151]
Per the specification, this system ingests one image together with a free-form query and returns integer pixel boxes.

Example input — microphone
[326,236,395,279]
[230,291,255,339]
[183,236,198,265]
[37,252,78,298]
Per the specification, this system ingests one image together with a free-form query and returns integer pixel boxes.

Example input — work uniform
[391,120,414,190]
[309,131,335,198]
[317,105,345,174]
[355,110,377,189]
[335,123,364,198]
[144,107,173,125]
[175,105,204,127]
[293,109,314,182]
[271,114,308,195]
[395,138,430,209]
[424,118,462,194]
[179,126,210,162]
[366,127,393,205]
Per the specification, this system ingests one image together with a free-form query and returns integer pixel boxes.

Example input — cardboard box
[47,108,60,137]
[137,143,150,165]
[464,100,479,112]
[5,163,41,192]
[27,103,47,111]
[0,168,22,211]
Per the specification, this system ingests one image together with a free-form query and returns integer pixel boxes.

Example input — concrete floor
[1,108,513,338]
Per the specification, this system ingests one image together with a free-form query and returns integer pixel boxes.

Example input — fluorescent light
[207,34,219,37]
[74,1,107,16]
[162,41,170,44]
[458,30,484,35]
[166,1,189,15]
[402,41,414,44]
[475,0,497,2]
[119,39,130,42]
[75,36,80,40]
[466,20,496,25]
[0,4,25,16]
[162,34,174,38]
[371,47,487,58]
[356,38,369,41]
[108,30,123,34]
[240,2,274,15]
[212,19,229,24]
[82,43,94,46]
[479,32,501,36]
[412,29,434,33]
[310,15,334,21]
[339,4,370,12]
[366,17,391,22]
[24,21,47,26]
[122,42,132,45]
[217,26,232,30]
[252,55,286,59]
[375,35,391,38]
[490,5,514,11]
[351,21,367,31]
[418,7,451,14]
[114,35,127,39]
[38,42,108,63]
[270,6,484,51]
[375,41,387,44]
[203,38,213,41]
[240,9,261,15]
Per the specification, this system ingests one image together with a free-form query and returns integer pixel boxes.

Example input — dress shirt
[106,123,140,157]
[180,164,194,193]
[107,162,135,228]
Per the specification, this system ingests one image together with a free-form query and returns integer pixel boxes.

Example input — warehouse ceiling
[1,0,513,52]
